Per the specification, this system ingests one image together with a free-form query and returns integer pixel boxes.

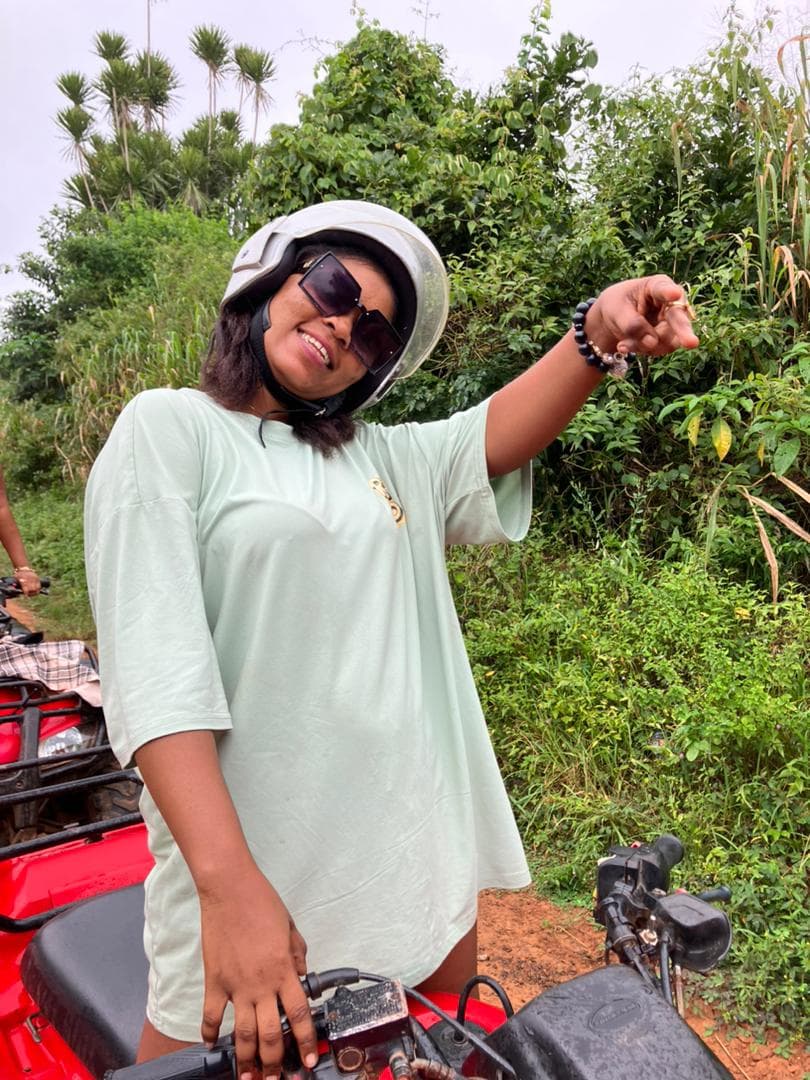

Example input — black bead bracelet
[572,298,634,378]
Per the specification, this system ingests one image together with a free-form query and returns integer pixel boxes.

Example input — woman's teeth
[302,333,330,368]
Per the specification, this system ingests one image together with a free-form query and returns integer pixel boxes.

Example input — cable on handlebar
[456,975,514,1023]
[373,978,517,1080]
[658,937,674,1006]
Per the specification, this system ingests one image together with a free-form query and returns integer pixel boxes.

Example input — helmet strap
[248,304,347,419]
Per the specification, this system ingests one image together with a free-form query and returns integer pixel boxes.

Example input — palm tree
[134,49,180,131]
[174,146,209,212]
[55,105,98,209]
[129,129,174,205]
[56,71,94,108]
[232,45,252,118]
[232,45,275,142]
[93,30,129,64]
[96,58,141,197]
[190,24,231,151]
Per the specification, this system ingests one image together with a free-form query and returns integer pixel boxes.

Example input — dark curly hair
[200,245,397,455]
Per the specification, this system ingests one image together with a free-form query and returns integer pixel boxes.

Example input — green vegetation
[452,537,809,1039]
[0,5,808,1042]
[0,485,94,641]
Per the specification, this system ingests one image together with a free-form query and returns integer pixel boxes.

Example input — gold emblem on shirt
[369,477,406,527]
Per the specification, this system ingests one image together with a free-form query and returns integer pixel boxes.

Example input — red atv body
[0,817,509,1079]
[0,678,132,845]
[0,820,151,1077]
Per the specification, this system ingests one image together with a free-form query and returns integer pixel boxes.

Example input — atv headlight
[38,723,97,759]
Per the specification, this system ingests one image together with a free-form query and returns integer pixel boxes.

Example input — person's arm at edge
[134,730,319,1078]
[0,466,41,594]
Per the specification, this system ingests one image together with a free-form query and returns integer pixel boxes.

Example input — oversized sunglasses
[298,252,403,374]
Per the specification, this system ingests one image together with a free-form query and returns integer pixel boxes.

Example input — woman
[0,465,41,595]
[84,200,698,1080]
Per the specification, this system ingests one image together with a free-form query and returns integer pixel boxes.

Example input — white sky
[1,0,806,304]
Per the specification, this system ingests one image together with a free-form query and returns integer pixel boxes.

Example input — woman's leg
[137,1018,196,1062]
[414,920,478,995]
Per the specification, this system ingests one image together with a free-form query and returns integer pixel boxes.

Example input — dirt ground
[478,889,809,1080]
[6,598,807,1078]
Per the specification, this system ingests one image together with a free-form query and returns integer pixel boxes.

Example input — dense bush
[452,536,809,1038]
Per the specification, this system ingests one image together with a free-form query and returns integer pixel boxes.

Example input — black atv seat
[21,883,148,1077]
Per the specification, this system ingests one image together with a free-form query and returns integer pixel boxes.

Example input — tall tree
[56,71,94,108]
[55,105,98,210]
[233,46,275,141]
[93,30,129,64]
[95,58,141,196]
[134,49,179,131]
[190,24,231,151]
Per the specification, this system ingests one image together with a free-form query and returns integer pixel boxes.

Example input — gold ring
[663,298,696,319]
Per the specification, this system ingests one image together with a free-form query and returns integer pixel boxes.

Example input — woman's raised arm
[486,275,699,477]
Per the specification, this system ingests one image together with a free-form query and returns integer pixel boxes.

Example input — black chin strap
[248,305,347,425]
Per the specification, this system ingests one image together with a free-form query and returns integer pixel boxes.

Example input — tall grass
[746,32,810,326]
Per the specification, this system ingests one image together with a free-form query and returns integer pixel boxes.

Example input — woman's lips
[300,331,332,369]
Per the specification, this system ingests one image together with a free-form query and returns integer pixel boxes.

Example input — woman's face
[261,257,396,401]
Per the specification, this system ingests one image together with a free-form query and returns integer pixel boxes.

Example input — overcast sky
[2,0,806,305]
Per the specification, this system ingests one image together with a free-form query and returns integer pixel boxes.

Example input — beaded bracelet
[572,298,634,379]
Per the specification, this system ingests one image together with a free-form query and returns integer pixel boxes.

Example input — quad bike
[0,576,140,845]
[0,786,735,1080]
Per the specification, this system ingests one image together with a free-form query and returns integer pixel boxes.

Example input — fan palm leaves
[233,45,276,141]
[129,129,174,205]
[134,50,180,131]
[93,30,129,64]
[96,58,142,194]
[56,71,94,108]
[174,146,209,212]
[190,24,231,150]
[52,26,261,212]
[55,105,98,210]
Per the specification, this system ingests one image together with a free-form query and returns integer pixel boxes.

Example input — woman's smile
[299,330,332,369]
[261,256,396,400]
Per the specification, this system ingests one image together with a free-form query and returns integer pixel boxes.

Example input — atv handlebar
[103,836,731,1080]
[0,575,50,598]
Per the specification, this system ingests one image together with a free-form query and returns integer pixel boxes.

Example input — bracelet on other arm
[572,298,635,379]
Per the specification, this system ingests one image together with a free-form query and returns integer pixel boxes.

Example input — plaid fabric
[0,639,102,707]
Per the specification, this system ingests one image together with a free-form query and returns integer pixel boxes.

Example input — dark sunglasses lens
[351,311,402,374]
[300,254,359,316]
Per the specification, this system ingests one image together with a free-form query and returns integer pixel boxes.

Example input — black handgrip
[652,833,684,873]
[696,885,732,904]
[103,1040,234,1079]
[301,966,361,999]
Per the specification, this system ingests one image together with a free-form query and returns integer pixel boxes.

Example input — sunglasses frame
[298,252,403,375]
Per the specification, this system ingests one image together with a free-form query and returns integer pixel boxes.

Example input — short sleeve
[84,391,232,767]
[361,399,532,546]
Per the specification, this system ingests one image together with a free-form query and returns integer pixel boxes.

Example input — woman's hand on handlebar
[199,867,318,1080]
[132,731,319,1079]
[14,568,42,596]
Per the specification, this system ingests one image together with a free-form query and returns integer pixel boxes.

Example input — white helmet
[222,200,449,413]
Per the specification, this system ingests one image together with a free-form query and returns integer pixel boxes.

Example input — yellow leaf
[687,412,702,446]
[711,418,733,461]
[756,441,765,466]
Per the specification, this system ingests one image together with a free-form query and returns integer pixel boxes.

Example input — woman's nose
[323,308,359,348]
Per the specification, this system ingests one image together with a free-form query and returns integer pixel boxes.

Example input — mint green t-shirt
[84,387,532,1041]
